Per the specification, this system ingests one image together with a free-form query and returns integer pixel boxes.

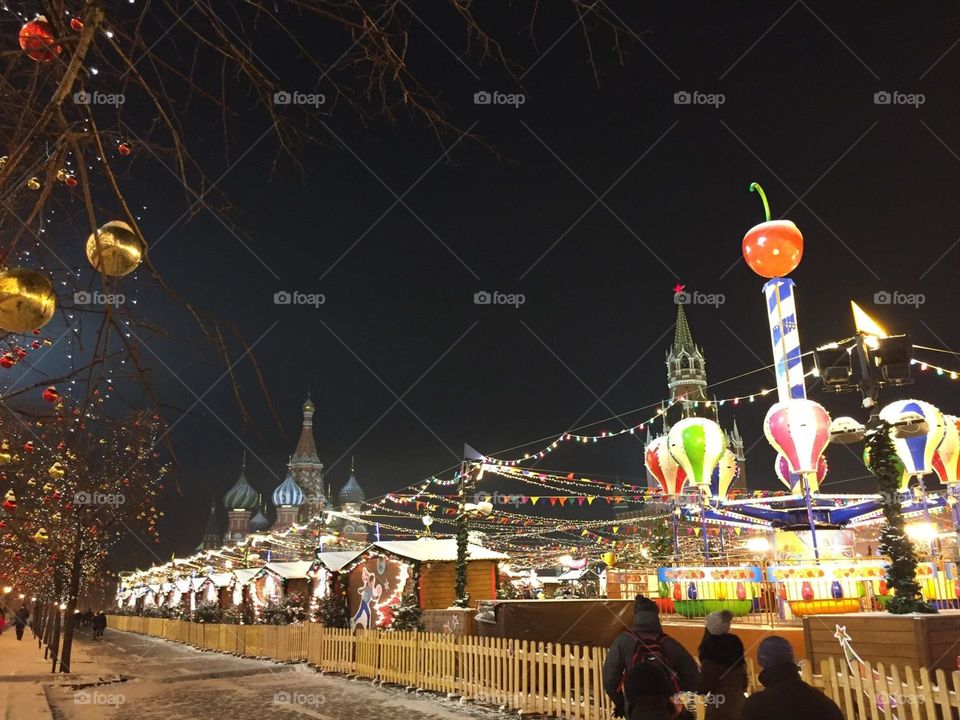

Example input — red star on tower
[672,283,686,295]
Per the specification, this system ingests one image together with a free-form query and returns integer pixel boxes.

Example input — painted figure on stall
[352,566,384,630]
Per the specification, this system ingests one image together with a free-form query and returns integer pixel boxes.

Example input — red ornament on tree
[0,355,14,369]
[118,142,132,157]
[69,17,84,32]
[41,386,59,403]
[22,441,34,453]
[19,17,62,63]
[741,183,803,278]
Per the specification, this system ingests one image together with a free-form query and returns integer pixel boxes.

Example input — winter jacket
[602,607,700,716]
[13,609,29,627]
[92,614,107,631]
[697,633,746,720]
[741,662,843,720]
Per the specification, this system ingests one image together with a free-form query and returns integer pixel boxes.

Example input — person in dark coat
[697,610,746,720]
[603,595,699,718]
[622,656,680,720]
[741,636,843,720]
[92,611,107,640]
[13,606,29,641]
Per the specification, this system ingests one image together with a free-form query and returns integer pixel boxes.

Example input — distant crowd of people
[603,595,843,720]
[0,606,107,642]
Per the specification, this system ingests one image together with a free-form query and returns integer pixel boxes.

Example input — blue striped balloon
[879,399,945,476]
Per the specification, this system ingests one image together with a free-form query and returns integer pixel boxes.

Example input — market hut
[307,550,363,600]
[197,572,233,609]
[251,560,314,605]
[342,537,506,629]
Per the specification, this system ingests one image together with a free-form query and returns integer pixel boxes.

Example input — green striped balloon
[667,417,727,493]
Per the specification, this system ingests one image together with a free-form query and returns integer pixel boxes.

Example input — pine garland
[453,515,469,608]
[865,421,936,614]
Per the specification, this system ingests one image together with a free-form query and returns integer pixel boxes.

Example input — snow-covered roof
[558,569,598,581]
[258,561,313,580]
[372,538,507,563]
[231,567,261,585]
[205,572,233,588]
[174,578,192,593]
[312,550,363,572]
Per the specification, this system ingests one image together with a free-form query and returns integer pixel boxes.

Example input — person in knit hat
[697,610,746,720]
[741,635,843,720]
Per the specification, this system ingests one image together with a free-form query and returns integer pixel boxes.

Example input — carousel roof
[312,550,363,572]
[372,538,507,563]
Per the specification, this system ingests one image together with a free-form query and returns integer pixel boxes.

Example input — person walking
[741,636,843,720]
[92,611,107,640]
[0,607,7,635]
[603,595,700,718]
[696,610,746,719]
[13,605,29,641]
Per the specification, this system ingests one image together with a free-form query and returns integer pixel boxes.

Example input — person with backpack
[696,610,746,719]
[741,635,843,720]
[603,595,700,718]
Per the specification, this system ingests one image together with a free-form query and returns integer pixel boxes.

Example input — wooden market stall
[341,538,506,630]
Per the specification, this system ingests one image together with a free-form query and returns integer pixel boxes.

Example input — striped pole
[764,278,807,402]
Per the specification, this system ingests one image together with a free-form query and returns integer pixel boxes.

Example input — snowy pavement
[41,628,509,720]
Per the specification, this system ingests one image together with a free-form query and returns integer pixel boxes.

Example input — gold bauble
[0,267,56,333]
[47,462,64,479]
[34,528,48,543]
[56,169,67,182]
[85,220,146,277]
[26,177,40,190]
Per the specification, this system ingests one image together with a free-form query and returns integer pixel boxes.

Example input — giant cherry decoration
[742,182,804,278]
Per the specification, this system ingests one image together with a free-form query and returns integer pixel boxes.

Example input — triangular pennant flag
[587,496,596,505]
[463,443,485,461]
[612,526,620,534]
[694,528,701,536]
[530,497,540,505]
[735,528,742,536]
[577,497,585,506]
[549,497,558,506]
[558,497,568,506]
[566,472,575,480]
[581,529,589,537]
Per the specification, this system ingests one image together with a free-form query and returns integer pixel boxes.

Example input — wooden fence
[108,615,960,719]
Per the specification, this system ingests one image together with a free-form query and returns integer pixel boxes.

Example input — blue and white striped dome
[272,471,304,507]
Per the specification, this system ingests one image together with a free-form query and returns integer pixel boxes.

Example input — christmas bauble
[41,386,59,403]
[69,17,83,32]
[0,268,56,333]
[19,18,61,62]
[86,221,146,277]
[26,177,40,191]
[118,143,132,157]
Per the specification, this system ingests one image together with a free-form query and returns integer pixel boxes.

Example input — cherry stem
[749,182,771,222]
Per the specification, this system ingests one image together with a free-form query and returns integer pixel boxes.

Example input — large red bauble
[41,386,59,403]
[742,220,803,278]
[0,355,13,369]
[19,19,62,63]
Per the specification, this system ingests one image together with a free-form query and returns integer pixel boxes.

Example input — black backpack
[619,632,682,713]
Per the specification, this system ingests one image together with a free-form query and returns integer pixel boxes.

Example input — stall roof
[232,567,261,585]
[206,572,233,588]
[372,538,508,563]
[312,550,363,572]
[259,560,314,580]
[557,569,599,582]
[174,578,192,593]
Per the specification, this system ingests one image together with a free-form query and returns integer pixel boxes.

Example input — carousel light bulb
[905,522,937,544]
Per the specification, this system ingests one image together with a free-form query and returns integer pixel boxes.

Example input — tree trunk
[58,526,83,672]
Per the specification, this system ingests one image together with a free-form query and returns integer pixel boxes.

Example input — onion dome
[248,504,271,533]
[337,461,365,506]
[223,454,258,510]
[272,470,304,507]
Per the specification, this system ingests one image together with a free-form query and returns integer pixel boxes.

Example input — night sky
[117,3,960,564]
